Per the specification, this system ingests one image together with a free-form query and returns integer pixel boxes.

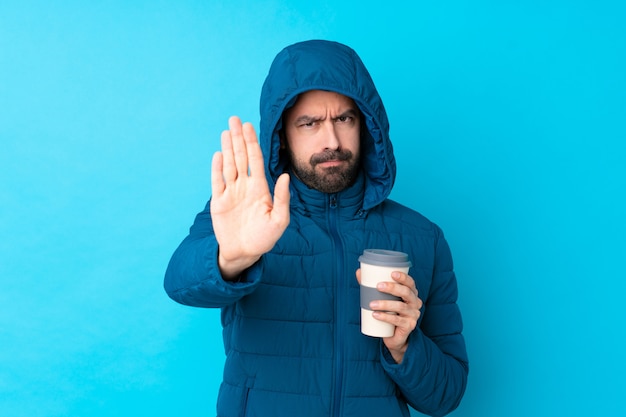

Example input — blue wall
[2,1,624,416]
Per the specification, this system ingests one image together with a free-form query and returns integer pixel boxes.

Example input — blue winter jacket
[165,40,468,417]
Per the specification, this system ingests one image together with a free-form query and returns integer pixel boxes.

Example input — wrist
[387,343,408,364]
[218,251,259,281]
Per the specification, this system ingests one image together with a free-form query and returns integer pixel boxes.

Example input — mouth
[311,150,353,168]
[317,159,346,168]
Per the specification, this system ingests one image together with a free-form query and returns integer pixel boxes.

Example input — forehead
[285,90,357,118]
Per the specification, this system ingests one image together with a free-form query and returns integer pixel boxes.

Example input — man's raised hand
[211,116,290,280]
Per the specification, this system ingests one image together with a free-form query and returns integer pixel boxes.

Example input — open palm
[210,116,290,279]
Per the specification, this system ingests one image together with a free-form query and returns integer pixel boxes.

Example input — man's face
[283,90,361,194]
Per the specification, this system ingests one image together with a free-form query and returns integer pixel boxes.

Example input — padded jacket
[164,40,468,417]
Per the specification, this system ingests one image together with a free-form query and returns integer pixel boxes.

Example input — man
[165,40,468,417]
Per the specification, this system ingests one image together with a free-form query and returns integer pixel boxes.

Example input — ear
[279,129,287,149]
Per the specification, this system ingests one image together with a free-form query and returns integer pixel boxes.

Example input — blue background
[2,1,625,416]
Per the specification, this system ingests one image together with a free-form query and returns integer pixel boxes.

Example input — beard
[288,148,360,193]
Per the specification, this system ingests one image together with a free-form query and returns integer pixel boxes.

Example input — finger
[228,116,249,178]
[373,311,402,326]
[271,173,291,228]
[369,299,406,316]
[376,281,416,305]
[374,309,418,331]
[391,272,419,300]
[355,268,361,285]
[211,151,225,196]
[221,129,237,182]
[242,122,265,178]
[391,271,416,289]
[372,312,414,339]
[370,288,421,318]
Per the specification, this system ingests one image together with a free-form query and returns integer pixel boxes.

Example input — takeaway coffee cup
[359,249,412,337]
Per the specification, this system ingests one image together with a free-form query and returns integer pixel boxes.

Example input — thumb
[272,173,291,226]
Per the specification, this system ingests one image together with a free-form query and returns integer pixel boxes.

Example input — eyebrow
[332,108,359,121]
[293,108,359,125]
[293,115,322,125]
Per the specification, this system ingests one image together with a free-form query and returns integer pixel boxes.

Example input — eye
[336,115,353,123]
[297,121,316,130]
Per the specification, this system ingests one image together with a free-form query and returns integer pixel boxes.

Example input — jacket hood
[259,40,396,210]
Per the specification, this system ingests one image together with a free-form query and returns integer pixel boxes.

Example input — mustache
[310,149,353,166]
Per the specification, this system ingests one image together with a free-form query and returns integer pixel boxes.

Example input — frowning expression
[283,90,361,193]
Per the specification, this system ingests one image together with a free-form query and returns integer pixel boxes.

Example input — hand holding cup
[357,249,423,363]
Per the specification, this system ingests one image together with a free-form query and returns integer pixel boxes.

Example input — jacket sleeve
[381,226,469,417]
[163,200,262,308]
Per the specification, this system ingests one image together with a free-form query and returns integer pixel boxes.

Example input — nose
[322,121,340,150]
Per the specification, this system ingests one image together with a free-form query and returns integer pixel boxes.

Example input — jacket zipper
[328,194,345,417]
